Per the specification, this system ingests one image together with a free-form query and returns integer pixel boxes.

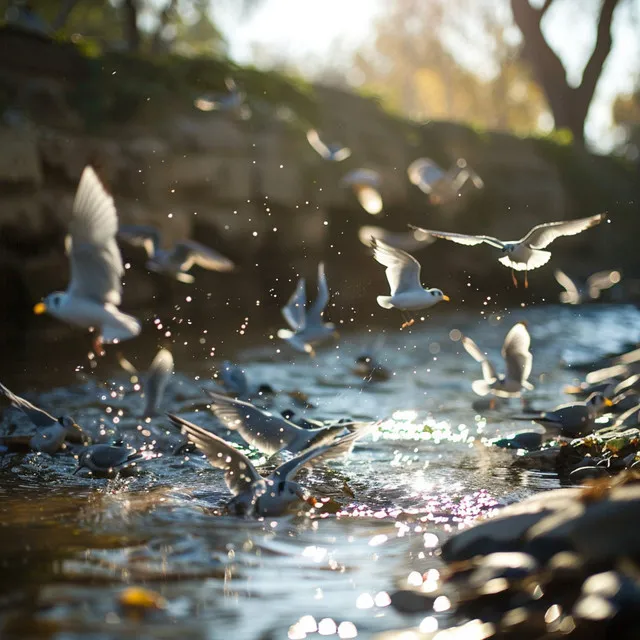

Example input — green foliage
[67,48,318,131]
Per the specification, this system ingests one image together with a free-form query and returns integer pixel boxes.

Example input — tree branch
[578,0,620,102]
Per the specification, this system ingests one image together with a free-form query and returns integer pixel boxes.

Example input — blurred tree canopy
[348,0,549,136]
[4,0,263,55]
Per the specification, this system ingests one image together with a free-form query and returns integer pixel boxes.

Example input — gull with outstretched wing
[33,166,141,355]
[410,213,606,287]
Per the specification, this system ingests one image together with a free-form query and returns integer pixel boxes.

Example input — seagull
[371,237,449,329]
[407,157,483,204]
[461,322,534,398]
[193,77,250,119]
[306,129,351,162]
[277,262,338,356]
[74,442,145,478]
[33,166,141,355]
[115,348,174,417]
[169,413,369,517]
[118,224,235,283]
[0,382,86,454]
[205,391,372,458]
[142,349,174,418]
[409,213,607,287]
[341,169,383,215]
[554,269,622,305]
[358,225,435,252]
[219,361,249,397]
[511,392,612,438]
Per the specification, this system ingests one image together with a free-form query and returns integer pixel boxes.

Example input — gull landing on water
[370,238,449,329]
[33,166,141,356]
[410,212,607,288]
[277,262,338,356]
[169,413,372,517]
[461,322,534,400]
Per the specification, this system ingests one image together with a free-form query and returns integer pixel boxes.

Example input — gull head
[430,289,450,303]
[34,292,65,315]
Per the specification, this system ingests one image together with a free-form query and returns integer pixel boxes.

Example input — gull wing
[143,348,174,416]
[462,336,498,382]
[205,391,302,456]
[168,413,260,495]
[331,146,352,162]
[502,322,533,386]
[359,226,434,252]
[307,262,329,326]
[371,238,422,296]
[220,361,248,397]
[408,225,504,249]
[586,270,621,299]
[306,129,331,159]
[407,158,445,193]
[0,382,57,427]
[521,213,606,249]
[356,185,383,215]
[554,269,581,305]
[281,277,307,331]
[171,240,235,273]
[117,224,161,258]
[67,166,124,306]
[273,425,375,481]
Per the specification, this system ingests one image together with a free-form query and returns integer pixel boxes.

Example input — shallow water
[1,304,639,639]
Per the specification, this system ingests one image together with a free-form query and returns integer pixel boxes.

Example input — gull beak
[33,302,47,315]
[442,295,451,302]
[604,398,613,407]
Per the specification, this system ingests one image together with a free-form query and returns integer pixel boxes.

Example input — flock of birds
[0,96,628,520]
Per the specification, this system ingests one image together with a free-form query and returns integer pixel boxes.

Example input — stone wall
[0,29,638,335]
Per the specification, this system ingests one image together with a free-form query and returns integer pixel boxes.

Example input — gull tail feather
[102,311,142,343]
[377,296,394,309]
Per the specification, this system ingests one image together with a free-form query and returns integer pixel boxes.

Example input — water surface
[1,304,638,639]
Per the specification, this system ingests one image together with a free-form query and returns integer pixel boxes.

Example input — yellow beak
[604,398,613,407]
[442,295,451,302]
[33,302,47,315]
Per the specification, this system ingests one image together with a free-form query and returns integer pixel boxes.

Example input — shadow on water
[0,303,639,638]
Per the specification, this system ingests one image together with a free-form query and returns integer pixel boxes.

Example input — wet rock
[570,466,609,483]
[389,589,436,614]
[492,432,543,451]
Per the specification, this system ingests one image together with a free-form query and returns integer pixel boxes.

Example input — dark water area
[1,303,639,639]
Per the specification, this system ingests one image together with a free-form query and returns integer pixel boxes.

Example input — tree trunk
[510,0,620,144]
[122,0,140,52]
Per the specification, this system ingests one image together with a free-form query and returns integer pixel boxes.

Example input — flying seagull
[277,262,338,356]
[306,129,351,162]
[33,166,141,355]
[409,213,606,287]
[461,322,534,398]
[554,269,621,305]
[407,157,483,204]
[371,238,449,329]
[118,224,235,283]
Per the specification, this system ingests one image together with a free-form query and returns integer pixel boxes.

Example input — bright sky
[216,0,640,152]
